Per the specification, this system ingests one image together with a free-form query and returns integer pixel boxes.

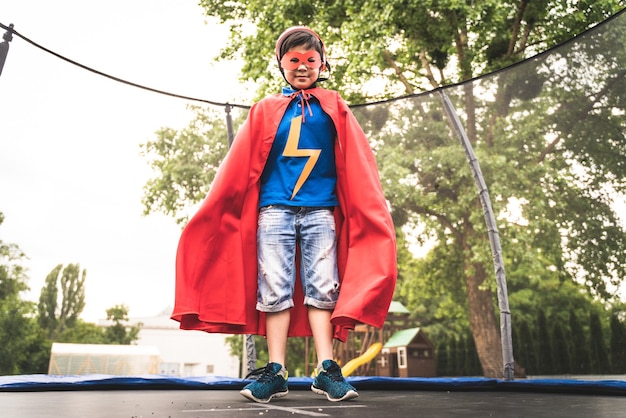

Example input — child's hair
[275,27,328,72]
[278,31,323,61]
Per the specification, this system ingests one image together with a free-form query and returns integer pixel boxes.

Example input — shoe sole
[311,385,359,402]
[239,388,289,403]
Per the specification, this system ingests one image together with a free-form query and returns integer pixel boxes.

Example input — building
[99,313,240,377]
[334,301,437,377]
[379,327,436,377]
[49,342,160,375]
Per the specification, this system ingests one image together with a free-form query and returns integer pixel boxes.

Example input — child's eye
[290,58,300,63]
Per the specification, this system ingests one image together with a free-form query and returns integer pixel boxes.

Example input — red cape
[171,88,397,342]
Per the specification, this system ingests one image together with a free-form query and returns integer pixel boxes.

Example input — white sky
[0,1,246,321]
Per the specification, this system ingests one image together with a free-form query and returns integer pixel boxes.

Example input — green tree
[103,305,141,345]
[457,334,468,375]
[286,337,307,376]
[464,331,481,376]
[513,320,534,375]
[0,296,50,374]
[589,311,610,373]
[141,106,237,225]
[143,1,626,377]
[609,311,626,373]
[569,308,590,374]
[448,335,459,376]
[0,212,50,374]
[436,341,449,376]
[38,263,86,339]
[56,320,109,345]
[0,213,28,301]
[551,322,571,374]
[397,234,469,342]
[535,309,552,374]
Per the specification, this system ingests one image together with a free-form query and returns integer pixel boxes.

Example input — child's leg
[240,309,290,403]
[299,209,358,401]
[309,307,359,401]
[256,205,298,367]
[266,310,291,366]
[308,306,334,363]
[299,208,339,363]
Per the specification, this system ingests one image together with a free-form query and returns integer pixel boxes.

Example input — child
[171,27,397,403]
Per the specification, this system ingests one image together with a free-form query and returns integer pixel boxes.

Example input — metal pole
[244,334,257,375]
[225,104,235,147]
[439,90,515,380]
[0,23,14,77]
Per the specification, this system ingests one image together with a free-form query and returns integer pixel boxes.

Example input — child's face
[281,45,321,90]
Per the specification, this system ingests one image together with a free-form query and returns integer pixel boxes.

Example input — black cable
[0,21,251,110]
[0,20,420,109]
[3,8,625,110]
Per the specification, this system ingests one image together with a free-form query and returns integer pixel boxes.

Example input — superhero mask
[280,51,322,71]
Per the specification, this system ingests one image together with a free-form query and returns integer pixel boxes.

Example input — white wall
[100,314,241,378]
[138,327,240,377]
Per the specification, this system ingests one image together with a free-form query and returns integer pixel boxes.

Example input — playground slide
[341,342,382,377]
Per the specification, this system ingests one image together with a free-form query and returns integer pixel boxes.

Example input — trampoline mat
[1,375,625,417]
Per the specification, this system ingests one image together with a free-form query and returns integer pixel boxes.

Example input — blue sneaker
[240,362,289,403]
[311,359,359,401]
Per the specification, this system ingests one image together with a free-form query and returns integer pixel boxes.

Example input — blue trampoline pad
[1,375,626,417]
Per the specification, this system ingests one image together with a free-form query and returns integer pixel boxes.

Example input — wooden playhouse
[332,301,436,377]
[378,327,436,377]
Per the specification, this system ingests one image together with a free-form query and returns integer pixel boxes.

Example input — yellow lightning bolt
[283,116,321,200]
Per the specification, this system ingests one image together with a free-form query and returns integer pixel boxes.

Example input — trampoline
[2,374,626,417]
[1,6,626,418]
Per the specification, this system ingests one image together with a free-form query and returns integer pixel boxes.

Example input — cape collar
[282,86,315,122]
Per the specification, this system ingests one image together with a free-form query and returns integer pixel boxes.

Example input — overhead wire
[0,20,430,110]
[3,8,626,110]
[0,21,251,110]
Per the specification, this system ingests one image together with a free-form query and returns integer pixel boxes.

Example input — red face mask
[280,50,322,71]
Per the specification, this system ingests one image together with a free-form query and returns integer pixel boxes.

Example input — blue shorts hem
[256,299,294,313]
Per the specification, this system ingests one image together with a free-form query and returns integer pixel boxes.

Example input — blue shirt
[259,88,339,208]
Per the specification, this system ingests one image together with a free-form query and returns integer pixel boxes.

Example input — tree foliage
[0,212,28,300]
[141,105,239,225]
[38,263,86,339]
[103,304,142,345]
[569,308,591,374]
[589,310,611,373]
[143,1,626,376]
[609,310,626,373]
[0,212,50,374]
[199,0,624,100]
[56,320,110,345]
[1,213,143,374]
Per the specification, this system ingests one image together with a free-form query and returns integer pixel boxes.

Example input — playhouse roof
[388,301,410,314]
[383,327,421,348]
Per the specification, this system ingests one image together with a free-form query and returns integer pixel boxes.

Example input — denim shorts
[256,205,340,312]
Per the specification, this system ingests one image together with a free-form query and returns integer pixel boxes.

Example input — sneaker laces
[322,362,344,382]
[245,365,279,383]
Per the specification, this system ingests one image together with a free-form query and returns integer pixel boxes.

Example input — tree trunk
[465,260,503,377]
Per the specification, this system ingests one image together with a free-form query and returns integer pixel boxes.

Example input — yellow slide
[341,342,383,377]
